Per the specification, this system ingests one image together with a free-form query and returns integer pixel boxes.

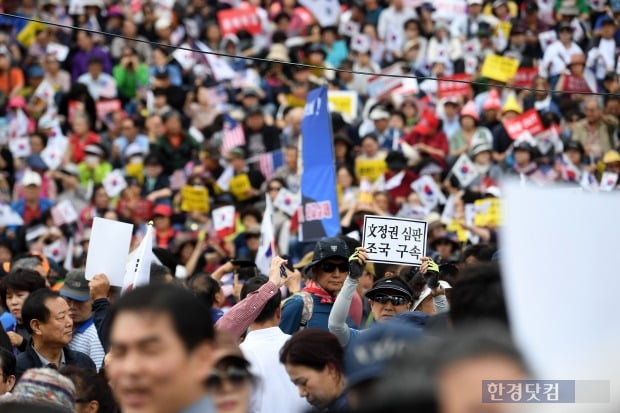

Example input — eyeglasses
[320,261,349,273]
[372,294,410,306]
[267,186,282,192]
[206,366,252,390]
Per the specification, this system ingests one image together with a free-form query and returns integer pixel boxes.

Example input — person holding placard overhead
[328,247,416,347]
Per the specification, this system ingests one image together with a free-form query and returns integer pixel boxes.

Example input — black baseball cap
[365,277,414,302]
[304,237,350,273]
[59,270,90,302]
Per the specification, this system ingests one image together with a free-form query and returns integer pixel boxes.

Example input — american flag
[258,150,284,179]
[221,114,245,156]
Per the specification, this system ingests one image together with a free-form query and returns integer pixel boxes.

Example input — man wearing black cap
[280,237,353,334]
[328,247,415,347]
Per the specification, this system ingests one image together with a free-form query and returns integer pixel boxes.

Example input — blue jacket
[280,294,356,335]
[11,198,55,221]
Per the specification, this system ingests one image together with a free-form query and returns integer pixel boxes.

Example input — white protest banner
[172,48,196,70]
[500,181,620,383]
[85,217,133,286]
[273,187,301,217]
[362,215,427,265]
[432,0,466,20]
[51,199,79,226]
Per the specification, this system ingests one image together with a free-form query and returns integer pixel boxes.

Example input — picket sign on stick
[362,215,428,265]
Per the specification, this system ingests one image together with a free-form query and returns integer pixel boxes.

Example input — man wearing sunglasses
[280,237,353,334]
[328,247,415,347]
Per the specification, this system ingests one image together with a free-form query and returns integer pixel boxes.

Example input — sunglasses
[372,294,410,306]
[320,261,349,273]
[206,366,252,390]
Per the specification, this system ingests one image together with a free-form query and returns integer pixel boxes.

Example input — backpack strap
[298,292,314,330]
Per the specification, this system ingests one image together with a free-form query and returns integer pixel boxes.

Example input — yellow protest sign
[481,54,519,83]
[474,198,502,227]
[229,173,252,201]
[328,91,358,122]
[496,21,512,39]
[181,185,210,213]
[355,159,387,183]
[447,219,469,242]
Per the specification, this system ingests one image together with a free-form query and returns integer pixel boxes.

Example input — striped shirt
[69,318,105,371]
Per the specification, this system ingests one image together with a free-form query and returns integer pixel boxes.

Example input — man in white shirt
[77,56,117,101]
[450,0,496,41]
[588,17,619,81]
[540,22,584,79]
[377,0,417,41]
[239,276,310,413]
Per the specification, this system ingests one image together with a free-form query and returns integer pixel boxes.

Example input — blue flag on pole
[299,87,340,241]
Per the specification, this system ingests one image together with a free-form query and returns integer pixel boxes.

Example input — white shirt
[77,72,117,100]
[540,41,583,77]
[240,327,310,413]
[377,6,417,41]
[69,321,105,371]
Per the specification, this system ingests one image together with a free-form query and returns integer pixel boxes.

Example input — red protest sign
[513,67,538,88]
[217,7,262,36]
[95,99,122,122]
[502,109,544,140]
[438,74,473,99]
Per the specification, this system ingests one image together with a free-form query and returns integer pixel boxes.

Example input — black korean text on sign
[362,215,428,265]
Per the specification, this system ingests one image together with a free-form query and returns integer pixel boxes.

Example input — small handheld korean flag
[212,205,236,238]
[385,26,403,53]
[599,171,618,192]
[51,200,79,226]
[411,175,447,211]
[451,154,479,188]
[9,137,31,158]
[538,30,557,52]
[102,170,128,198]
[351,33,371,53]
[44,238,67,262]
[580,171,599,191]
[299,0,340,26]
[273,187,301,217]
[339,20,360,37]
[122,224,154,293]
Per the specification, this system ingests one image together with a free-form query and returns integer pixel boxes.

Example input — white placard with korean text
[362,215,427,265]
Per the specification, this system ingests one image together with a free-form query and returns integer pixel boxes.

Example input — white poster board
[362,215,427,265]
[85,217,133,286]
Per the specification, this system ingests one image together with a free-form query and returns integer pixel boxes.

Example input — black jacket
[16,340,96,379]
[92,298,111,352]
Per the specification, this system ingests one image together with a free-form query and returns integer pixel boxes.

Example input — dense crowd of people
[0,0,617,411]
